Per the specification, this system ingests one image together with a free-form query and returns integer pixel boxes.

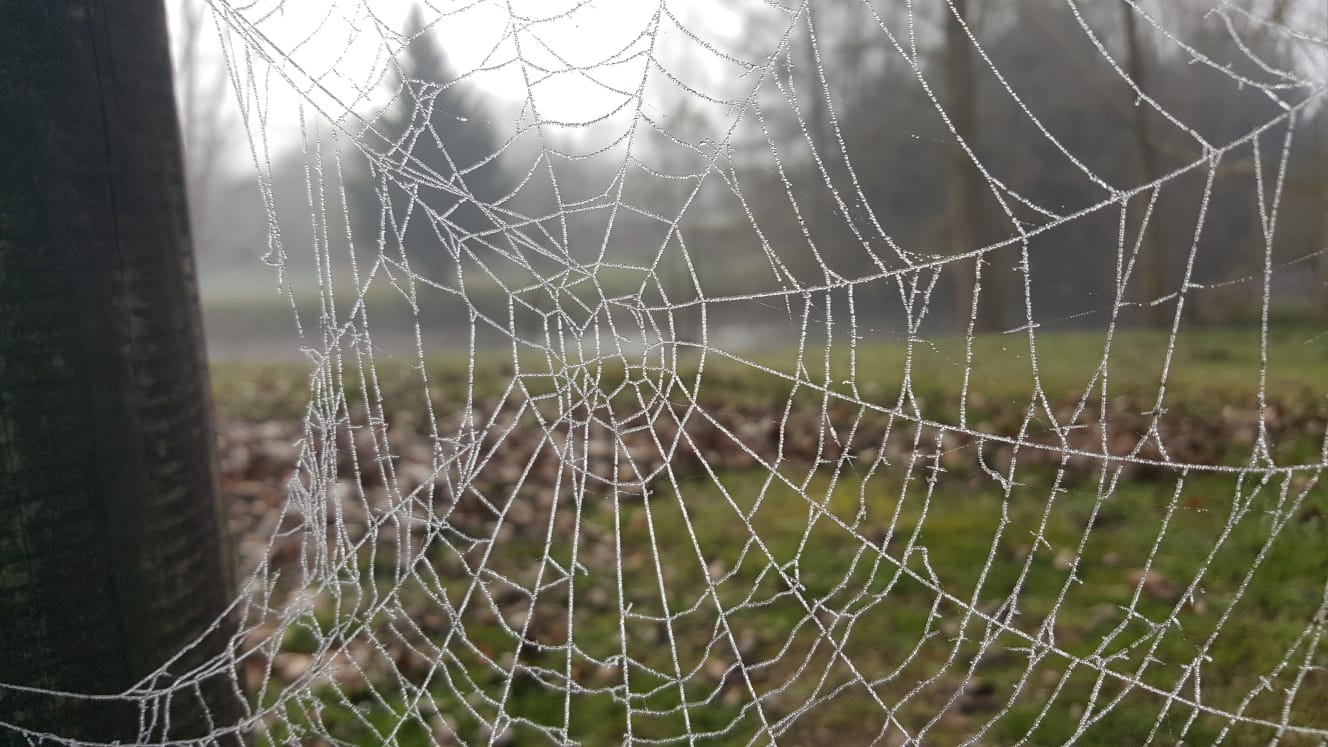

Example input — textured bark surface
[0,1,240,742]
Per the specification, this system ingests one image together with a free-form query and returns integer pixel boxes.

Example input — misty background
[168,0,1328,362]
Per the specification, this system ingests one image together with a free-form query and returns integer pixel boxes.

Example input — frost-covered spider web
[12,0,1328,744]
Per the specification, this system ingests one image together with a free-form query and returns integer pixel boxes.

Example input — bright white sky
[169,0,747,166]
[168,1,1328,180]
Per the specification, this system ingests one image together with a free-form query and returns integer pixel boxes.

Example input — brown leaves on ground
[213,389,1321,695]
[217,391,1324,571]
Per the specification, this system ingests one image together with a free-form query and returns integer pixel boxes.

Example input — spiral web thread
[11,0,1328,744]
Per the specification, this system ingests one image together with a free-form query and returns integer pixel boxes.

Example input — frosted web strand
[4,0,1328,745]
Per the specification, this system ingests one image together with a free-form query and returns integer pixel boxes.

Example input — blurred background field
[212,326,1327,745]
[178,0,1328,356]
[168,0,1328,742]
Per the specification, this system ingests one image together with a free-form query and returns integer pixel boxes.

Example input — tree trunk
[1120,0,1169,328]
[1320,175,1328,323]
[801,6,843,277]
[1320,50,1328,324]
[945,0,1000,331]
[0,1,241,743]
[803,7,831,166]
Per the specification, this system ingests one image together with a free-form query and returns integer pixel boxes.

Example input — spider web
[8,0,1328,744]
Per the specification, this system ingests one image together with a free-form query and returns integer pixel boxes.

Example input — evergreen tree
[349,5,508,280]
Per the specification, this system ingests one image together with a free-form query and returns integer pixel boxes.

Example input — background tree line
[721,0,1327,331]
[178,0,1328,337]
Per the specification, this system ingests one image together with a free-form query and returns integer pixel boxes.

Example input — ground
[210,325,1328,745]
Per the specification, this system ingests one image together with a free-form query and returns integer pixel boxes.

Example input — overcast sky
[167,0,746,173]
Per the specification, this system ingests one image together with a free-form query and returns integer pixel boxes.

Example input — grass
[212,324,1328,420]
[590,466,1326,744]
[252,466,1328,744]
[727,323,1328,415]
[218,325,1328,744]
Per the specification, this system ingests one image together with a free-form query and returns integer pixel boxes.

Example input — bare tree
[944,0,1003,331]
[1118,0,1170,327]
[1320,120,1328,322]
[1314,2,1328,322]
[172,0,236,254]
[801,6,833,175]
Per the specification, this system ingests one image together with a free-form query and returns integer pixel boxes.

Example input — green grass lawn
[221,325,1327,745]
[213,324,1328,418]
[252,467,1328,744]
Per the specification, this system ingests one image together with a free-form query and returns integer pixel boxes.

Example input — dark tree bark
[1120,0,1169,328]
[0,1,242,743]
[944,0,1002,331]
